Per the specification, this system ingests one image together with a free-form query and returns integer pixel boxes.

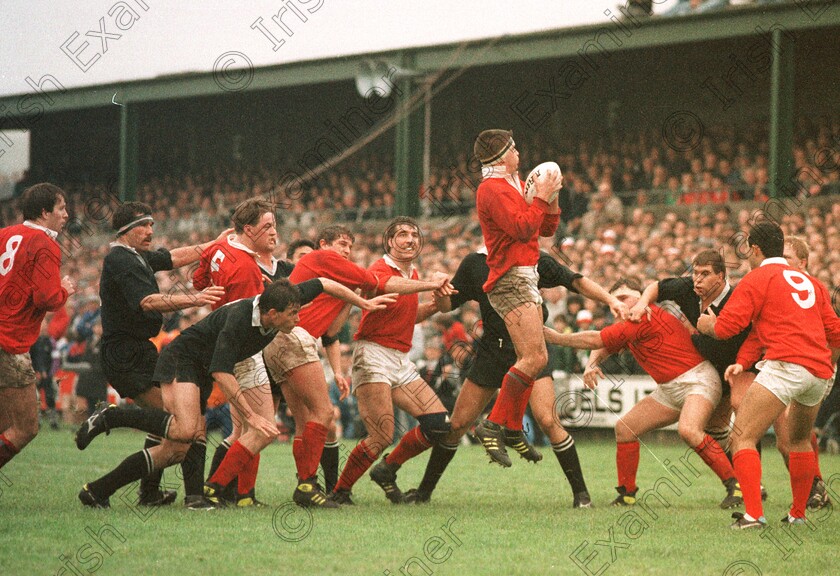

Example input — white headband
[116,215,154,236]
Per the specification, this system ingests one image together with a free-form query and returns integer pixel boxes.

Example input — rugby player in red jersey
[256,225,452,507]
[473,129,563,466]
[1,184,74,470]
[698,222,840,528]
[545,278,737,507]
[329,217,451,505]
[194,198,291,506]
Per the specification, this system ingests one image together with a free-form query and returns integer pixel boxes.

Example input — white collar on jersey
[251,294,277,334]
[481,165,522,191]
[477,245,488,255]
[251,294,262,326]
[23,220,58,240]
[228,234,279,276]
[383,253,415,278]
[710,281,731,308]
[760,257,788,267]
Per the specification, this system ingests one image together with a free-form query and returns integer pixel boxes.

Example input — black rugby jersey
[449,251,581,354]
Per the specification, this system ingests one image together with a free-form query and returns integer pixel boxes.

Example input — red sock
[789,451,816,519]
[385,427,432,466]
[292,435,303,476]
[489,367,533,429]
[300,422,328,480]
[334,441,377,492]
[209,441,254,487]
[811,432,822,479]
[509,369,536,430]
[733,448,763,520]
[616,441,640,493]
[237,452,260,496]
[694,434,736,482]
[0,434,20,470]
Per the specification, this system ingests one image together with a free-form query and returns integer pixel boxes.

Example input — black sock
[207,439,231,481]
[107,407,172,437]
[418,442,458,495]
[181,439,207,498]
[139,435,164,496]
[89,450,153,499]
[320,441,340,493]
[553,436,588,495]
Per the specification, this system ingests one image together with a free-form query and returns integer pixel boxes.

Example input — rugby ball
[523,162,562,205]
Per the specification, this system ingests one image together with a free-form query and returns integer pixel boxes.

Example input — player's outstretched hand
[335,374,351,401]
[214,227,235,243]
[248,413,280,439]
[194,285,226,307]
[724,363,744,384]
[362,293,398,311]
[432,274,458,297]
[610,299,631,321]
[61,275,76,297]
[535,172,563,204]
[583,364,604,390]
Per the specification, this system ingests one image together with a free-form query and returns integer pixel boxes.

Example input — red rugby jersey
[289,249,381,338]
[0,222,68,353]
[715,258,840,379]
[476,176,559,292]
[354,256,419,352]
[193,236,265,309]
[600,304,705,384]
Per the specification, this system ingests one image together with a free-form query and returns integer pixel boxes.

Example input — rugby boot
[611,485,637,506]
[719,478,743,509]
[329,489,355,506]
[236,490,268,508]
[138,489,178,507]
[807,477,831,510]
[75,402,114,450]
[474,420,512,468]
[403,488,431,504]
[504,427,543,463]
[293,477,339,509]
[573,491,593,509]
[184,495,216,510]
[369,455,405,504]
[78,484,110,509]
[730,512,766,529]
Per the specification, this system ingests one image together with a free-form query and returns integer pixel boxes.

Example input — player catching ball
[472,129,563,465]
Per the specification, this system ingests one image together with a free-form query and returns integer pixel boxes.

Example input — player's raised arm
[628,281,658,322]
[170,227,235,268]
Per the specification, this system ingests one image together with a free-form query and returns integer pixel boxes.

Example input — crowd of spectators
[3,115,838,439]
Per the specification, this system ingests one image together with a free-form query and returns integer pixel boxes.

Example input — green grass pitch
[0,427,837,576]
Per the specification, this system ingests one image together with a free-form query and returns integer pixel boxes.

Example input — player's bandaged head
[112,201,154,236]
[474,129,514,165]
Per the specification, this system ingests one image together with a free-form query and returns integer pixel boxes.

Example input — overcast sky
[0,0,681,97]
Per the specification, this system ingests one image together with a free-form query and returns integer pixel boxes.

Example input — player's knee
[677,422,703,447]
[418,412,451,444]
[313,404,334,427]
[615,419,633,443]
